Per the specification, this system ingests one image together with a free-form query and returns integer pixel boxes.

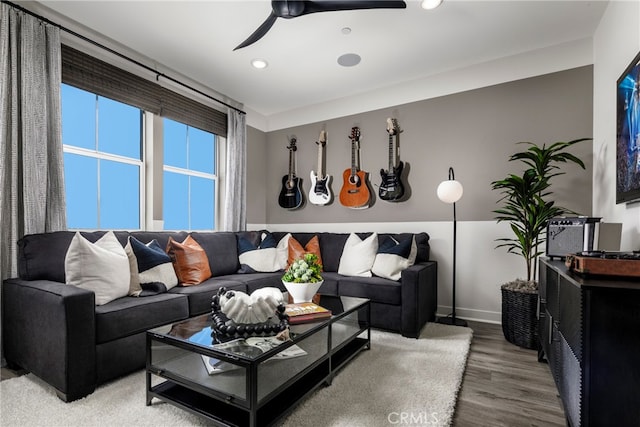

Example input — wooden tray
[566,255,640,278]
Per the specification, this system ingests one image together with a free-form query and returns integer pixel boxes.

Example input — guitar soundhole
[348,175,360,185]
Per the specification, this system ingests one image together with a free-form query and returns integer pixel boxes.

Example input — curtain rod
[2,0,246,116]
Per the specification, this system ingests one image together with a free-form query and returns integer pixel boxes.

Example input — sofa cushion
[64,231,130,306]
[372,235,417,281]
[316,271,341,296]
[168,277,245,315]
[128,237,178,294]
[338,233,378,277]
[191,232,239,276]
[166,235,212,285]
[412,232,430,262]
[94,293,189,344]
[214,272,284,294]
[338,275,402,305]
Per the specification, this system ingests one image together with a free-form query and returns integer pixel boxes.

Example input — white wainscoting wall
[249,221,529,324]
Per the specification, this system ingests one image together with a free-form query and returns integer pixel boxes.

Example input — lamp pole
[437,167,468,327]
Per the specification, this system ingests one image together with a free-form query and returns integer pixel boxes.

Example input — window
[61,83,143,229]
[163,118,217,230]
[60,45,227,231]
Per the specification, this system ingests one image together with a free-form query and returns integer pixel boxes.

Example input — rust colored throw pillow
[287,235,323,270]
[166,235,212,286]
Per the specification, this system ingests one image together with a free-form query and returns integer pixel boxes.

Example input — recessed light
[337,53,361,67]
[421,0,443,10]
[251,59,268,69]
[341,27,352,35]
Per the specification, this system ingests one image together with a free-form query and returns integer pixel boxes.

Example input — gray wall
[247,66,593,224]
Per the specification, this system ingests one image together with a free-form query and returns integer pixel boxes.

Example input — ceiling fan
[234,0,407,50]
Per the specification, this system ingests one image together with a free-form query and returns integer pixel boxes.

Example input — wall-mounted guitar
[309,130,333,205]
[278,136,304,210]
[379,118,405,202]
[339,126,371,209]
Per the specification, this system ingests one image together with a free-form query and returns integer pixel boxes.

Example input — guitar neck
[288,148,295,179]
[351,139,358,176]
[317,143,324,178]
[388,133,394,171]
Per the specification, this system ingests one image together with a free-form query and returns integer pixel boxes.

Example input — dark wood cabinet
[538,258,640,426]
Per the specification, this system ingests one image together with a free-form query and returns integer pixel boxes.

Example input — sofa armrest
[400,261,438,338]
[2,278,96,401]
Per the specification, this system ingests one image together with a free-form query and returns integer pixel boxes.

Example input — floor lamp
[436,167,468,327]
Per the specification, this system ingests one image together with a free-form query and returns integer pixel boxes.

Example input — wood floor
[454,321,566,427]
[1,321,566,426]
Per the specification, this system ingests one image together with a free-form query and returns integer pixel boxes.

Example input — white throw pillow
[276,233,292,270]
[338,233,378,277]
[238,232,291,273]
[65,231,130,305]
[372,236,417,281]
[124,239,142,296]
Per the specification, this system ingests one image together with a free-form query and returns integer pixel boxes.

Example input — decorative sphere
[437,179,463,204]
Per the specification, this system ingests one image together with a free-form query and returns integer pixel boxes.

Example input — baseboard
[436,305,501,324]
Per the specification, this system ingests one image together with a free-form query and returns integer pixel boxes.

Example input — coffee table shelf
[146,295,370,427]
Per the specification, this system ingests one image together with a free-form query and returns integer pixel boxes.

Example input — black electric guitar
[379,118,405,201]
[309,130,333,205]
[278,137,304,209]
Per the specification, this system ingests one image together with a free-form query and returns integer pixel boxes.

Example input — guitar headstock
[349,127,361,142]
[317,130,327,147]
[287,137,298,151]
[386,118,400,136]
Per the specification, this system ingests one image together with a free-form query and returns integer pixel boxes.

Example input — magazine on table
[201,336,307,375]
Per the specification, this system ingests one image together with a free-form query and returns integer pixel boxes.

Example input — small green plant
[491,138,589,282]
[282,253,323,283]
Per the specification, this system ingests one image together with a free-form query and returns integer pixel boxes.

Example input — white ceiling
[35,0,608,124]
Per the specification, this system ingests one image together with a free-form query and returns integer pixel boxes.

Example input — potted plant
[281,253,324,303]
[491,138,588,348]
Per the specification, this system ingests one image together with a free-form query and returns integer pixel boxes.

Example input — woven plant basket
[501,283,538,350]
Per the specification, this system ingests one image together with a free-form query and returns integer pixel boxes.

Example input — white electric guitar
[308,130,333,205]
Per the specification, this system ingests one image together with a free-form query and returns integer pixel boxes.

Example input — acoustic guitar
[278,137,304,209]
[379,118,405,201]
[339,127,371,209]
[309,130,333,205]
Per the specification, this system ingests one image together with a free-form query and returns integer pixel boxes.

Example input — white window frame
[62,95,146,231]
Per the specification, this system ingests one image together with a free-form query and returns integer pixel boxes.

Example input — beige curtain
[223,109,247,231]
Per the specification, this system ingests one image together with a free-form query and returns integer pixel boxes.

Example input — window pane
[163,171,189,230]
[190,177,215,230]
[189,127,215,174]
[61,84,95,150]
[98,96,142,160]
[64,153,98,229]
[164,118,187,169]
[100,160,140,229]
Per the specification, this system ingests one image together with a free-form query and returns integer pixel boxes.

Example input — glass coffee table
[146,295,370,426]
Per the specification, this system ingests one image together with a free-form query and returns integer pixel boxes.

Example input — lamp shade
[437,179,463,204]
[421,0,443,10]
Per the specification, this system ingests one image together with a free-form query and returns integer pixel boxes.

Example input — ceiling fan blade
[302,0,406,15]
[233,13,278,51]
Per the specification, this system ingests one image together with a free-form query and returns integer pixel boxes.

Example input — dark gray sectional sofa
[2,230,437,401]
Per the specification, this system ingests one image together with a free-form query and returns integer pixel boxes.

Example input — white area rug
[0,323,472,427]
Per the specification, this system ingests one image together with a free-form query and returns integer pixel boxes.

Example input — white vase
[283,280,323,304]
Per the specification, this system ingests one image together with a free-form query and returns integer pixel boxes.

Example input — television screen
[616,50,640,204]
